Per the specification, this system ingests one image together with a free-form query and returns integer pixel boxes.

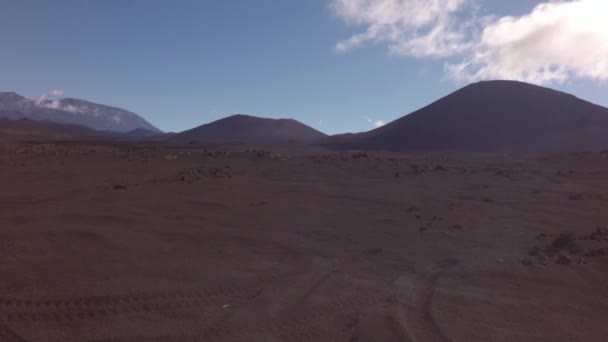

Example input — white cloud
[447,0,608,84]
[332,0,608,85]
[34,89,65,105]
[37,99,89,114]
[365,116,386,128]
[331,0,475,58]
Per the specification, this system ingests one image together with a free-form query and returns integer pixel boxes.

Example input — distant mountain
[169,114,327,144]
[101,128,169,140]
[0,118,100,141]
[325,80,608,153]
[0,92,161,133]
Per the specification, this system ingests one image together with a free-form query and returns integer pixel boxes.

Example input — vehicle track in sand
[10,257,459,342]
[391,258,460,342]
[88,254,380,342]
[271,253,391,342]
[0,269,295,342]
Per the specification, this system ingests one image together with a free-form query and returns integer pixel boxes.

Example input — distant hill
[325,80,608,153]
[0,118,100,141]
[169,114,327,144]
[101,128,168,140]
[0,92,161,133]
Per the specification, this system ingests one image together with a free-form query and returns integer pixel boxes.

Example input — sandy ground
[0,141,607,341]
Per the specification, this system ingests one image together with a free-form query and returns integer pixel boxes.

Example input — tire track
[89,335,200,342]
[395,258,459,342]
[385,314,413,342]
[0,291,229,324]
[85,270,298,342]
[273,254,388,341]
[0,270,294,325]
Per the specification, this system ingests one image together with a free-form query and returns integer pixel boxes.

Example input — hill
[325,80,608,153]
[169,114,326,144]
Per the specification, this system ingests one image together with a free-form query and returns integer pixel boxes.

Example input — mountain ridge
[0,92,161,133]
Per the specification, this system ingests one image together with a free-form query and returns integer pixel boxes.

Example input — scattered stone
[584,248,608,257]
[410,164,425,175]
[419,227,428,232]
[352,153,368,159]
[568,193,583,201]
[434,165,448,171]
[496,259,504,264]
[407,207,421,213]
[587,227,608,241]
[176,167,232,182]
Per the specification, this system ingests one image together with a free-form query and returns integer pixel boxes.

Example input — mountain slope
[326,80,608,153]
[0,92,161,133]
[169,114,327,143]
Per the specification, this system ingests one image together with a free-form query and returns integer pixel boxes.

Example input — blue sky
[1,0,607,134]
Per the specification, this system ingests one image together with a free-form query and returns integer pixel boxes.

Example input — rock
[556,255,572,265]
[496,259,504,264]
[368,248,383,256]
[521,258,533,266]
[249,201,267,207]
[551,233,576,250]
[114,184,127,190]
[528,246,544,256]
[449,224,464,231]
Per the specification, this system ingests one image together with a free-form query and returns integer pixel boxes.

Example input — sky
[1,0,607,134]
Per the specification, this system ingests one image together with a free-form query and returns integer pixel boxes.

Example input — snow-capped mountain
[0,92,161,133]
